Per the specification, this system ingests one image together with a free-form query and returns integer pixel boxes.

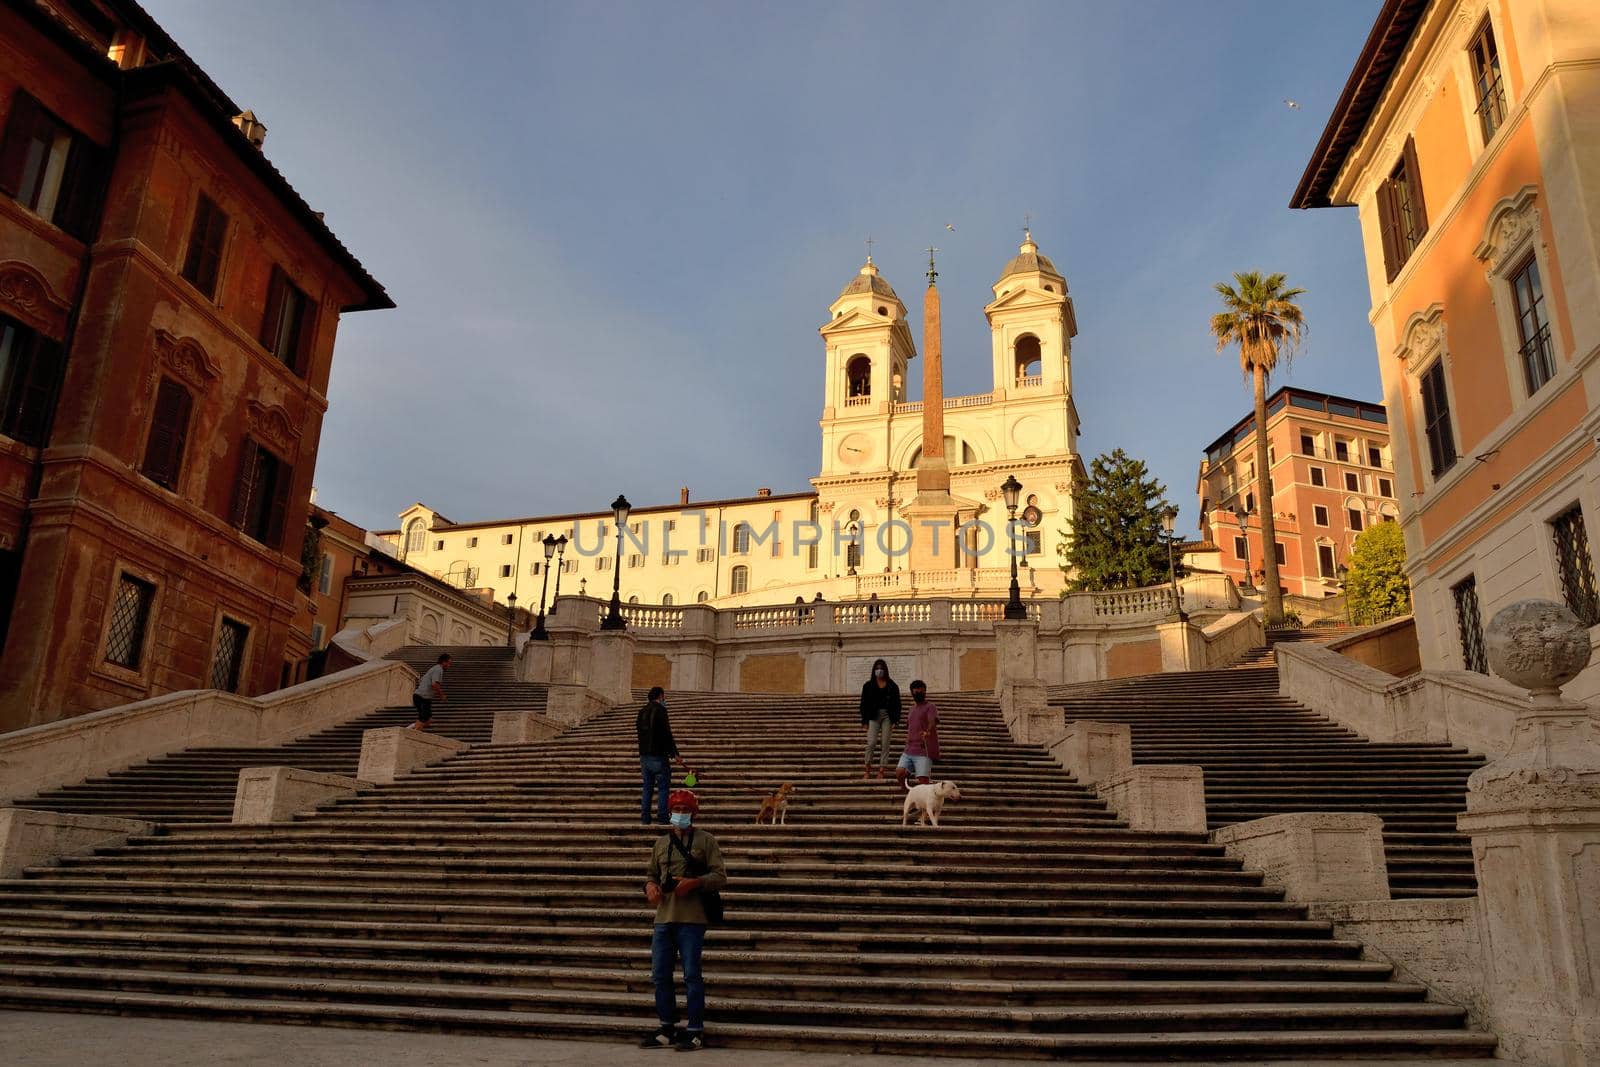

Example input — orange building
[1198,387,1398,598]
[1294,0,1600,697]
[0,0,390,728]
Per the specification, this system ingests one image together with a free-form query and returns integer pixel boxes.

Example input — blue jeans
[640,755,671,824]
[651,922,706,1031]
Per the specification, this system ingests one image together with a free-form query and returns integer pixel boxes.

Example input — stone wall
[1106,639,1162,679]
[738,653,806,694]
[1307,899,1486,1028]
[1327,616,1422,677]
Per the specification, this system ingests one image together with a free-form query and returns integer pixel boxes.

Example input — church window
[730,566,749,594]
[845,356,871,403]
[876,306,887,316]
[1014,335,1042,382]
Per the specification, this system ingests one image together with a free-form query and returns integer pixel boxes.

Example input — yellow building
[381,235,1087,608]
[1293,0,1600,697]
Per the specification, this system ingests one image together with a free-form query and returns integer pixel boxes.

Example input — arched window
[696,590,710,603]
[845,355,871,401]
[733,523,750,554]
[662,593,674,605]
[1014,335,1042,381]
[628,595,640,604]
[845,509,862,570]
[405,518,426,552]
[730,565,749,594]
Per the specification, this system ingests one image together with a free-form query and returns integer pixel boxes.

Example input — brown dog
[755,783,796,825]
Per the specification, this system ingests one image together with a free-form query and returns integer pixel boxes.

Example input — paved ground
[0,1010,1513,1066]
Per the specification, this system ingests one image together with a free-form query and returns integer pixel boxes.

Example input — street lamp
[549,534,569,622]
[505,592,517,647]
[601,494,631,631]
[1001,475,1025,620]
[1233,505,1255,593]
[530,534,558,641]
[1161,505,1188,621]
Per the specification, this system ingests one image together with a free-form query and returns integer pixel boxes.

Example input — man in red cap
[639,788,727,1052]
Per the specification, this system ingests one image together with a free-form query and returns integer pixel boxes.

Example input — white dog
[901,780,961,827]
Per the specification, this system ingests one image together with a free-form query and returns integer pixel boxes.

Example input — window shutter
[10,335,64,447]
[0,92,44,197]
[259,266,286,350]
[54,134,107,241]
[229,437,259,529]
[142,379,192,488]
[1376,181,1401,282]
[292,299,315,376]
[1402,135,1428,237]
[265,457,293,549]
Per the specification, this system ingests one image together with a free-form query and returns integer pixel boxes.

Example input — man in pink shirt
[895,680,940,787]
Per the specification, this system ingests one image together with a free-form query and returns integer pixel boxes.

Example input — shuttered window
[1420,360,1457,477]
[0,91,106,240]
[0,315,65,447]
[1377,136,1428,281]
[181,193,229,299]
[139,378,193,490]
[229,438,293,549]
[259,266,313,375]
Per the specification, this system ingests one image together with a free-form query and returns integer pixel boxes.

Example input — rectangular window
[664,519,676,531]
[1551,505,1600,626]
[140,377,192,490]
[807,543,818,569]
[596,556,611,571]
[229,439,293,549]
[1369,446,1383,468]
[697,547,714,563]
[1299,434,1315,457]
[502,533,513,545]
[1377,136,1428,280]
[499,564,511,578]
[310,621,325,650]
[317,552,333,596]
[1233,535,1248,560]
[628,553,644,568]
[1025,530,1042,556]
[563,559,577,574]
[0,91,105,240]
[1348,508,1364,532]
[1309,466,1325,487]
[0,314,66,447]
[1420,360,1457,477]
[433,539,444,551]
[1453,575,1488,674]
[1334,439,1349,462]
[104,573,155,670]
[1274,542,1286,566]
[1318,545,1336,578]
[1468,20,1506,143]
[1379,477,1393,498]
[209,617,248,691]
[1510,255,1555,395]
[1314,505,1329,526]
[181,193,229,299]
[530,562,541,576]
[1344,472,1360,492]
[258,266,312,374]
[468,536,478,548]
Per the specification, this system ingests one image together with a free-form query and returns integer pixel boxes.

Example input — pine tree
[1344,522,1411,625]
[1058,449,1182,592]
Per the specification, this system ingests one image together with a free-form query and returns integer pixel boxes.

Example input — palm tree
[1211,271,1306,627]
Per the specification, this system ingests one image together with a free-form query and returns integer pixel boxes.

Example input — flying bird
[945,223,955,231]
[1284,99,1300,110]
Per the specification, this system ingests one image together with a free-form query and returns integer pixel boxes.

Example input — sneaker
[672,1031,705,1052]
[639,1026,676,1049]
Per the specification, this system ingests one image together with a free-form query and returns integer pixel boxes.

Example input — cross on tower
[1023,211,1033,238]
[864,235,875,262]
[924,245,940,283]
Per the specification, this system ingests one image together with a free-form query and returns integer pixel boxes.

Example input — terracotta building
[1293,0,1600,697]
[0,0,390,729]
[1197,387,1398,598]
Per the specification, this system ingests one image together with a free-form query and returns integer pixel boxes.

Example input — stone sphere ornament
[1484,598,1591,701]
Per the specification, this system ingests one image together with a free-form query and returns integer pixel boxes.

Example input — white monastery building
[379,235,1087,608]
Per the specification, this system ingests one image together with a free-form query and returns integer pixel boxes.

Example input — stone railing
[835,600,932,624]
[892,392,995,415]
[1015,375,1044,389]
[733,604,814,630]
[1092,587,1176,617]
[618,604,685,630]
[843,395,872,407]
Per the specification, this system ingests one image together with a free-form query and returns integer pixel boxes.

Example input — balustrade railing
[843,395,872,407]
[1014,375,1043,389]
[619,604,684,629]
[1091,587,1175,617]
[733,605,814,630]
[836,600,932,625]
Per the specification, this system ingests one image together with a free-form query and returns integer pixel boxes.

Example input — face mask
[874,668,885,678]
[669,812,692,829]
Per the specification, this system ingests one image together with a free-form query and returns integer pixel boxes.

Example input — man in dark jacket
[637,686,685,825]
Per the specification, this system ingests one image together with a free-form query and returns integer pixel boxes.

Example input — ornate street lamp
[601,494,631,631]
[1161,505,1188,621]
[1233,505,1255,593]
[1001,475,1026,620]
[530,533,558,641]
[549,534,569,621]
[505,592,517,647]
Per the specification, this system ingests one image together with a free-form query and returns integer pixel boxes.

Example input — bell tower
[984,230,1077,402]
[817,257,914,478]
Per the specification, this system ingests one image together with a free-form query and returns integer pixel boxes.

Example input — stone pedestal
[0,808,153,878]
[1458,599,1600,1066]
[1045,720,1131,786]
[1211,813,1390,902]
[992,619,1038,688]
[1156,618,1203,672]
[589,630,637,707]
[491,710,568,743]
[232,766,360,824]
[547,683,610,726]
[997,679,1059,745]
[517,639,553,683]
[1097,764,1207,833]
[356,727,469,785]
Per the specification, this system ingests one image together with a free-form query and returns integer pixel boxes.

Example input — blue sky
[144,0,1381,536]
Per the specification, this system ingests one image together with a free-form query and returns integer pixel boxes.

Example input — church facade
[381,234,1086,609]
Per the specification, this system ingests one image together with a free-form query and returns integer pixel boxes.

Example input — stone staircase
[1045,646,1480,899]
[0,651,1495,1059]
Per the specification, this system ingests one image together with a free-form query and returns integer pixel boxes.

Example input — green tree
[1058,448,1182,592]
[1211,271,1307,626]
[1344,521,1411,625]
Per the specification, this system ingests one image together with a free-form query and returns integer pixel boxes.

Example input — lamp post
[505,592,517,647]
[549,534,568,623]
[1233,505,1255,593]
[1001,475,1025,620]
[1161,505,1188,621]
[601,494,631,631]
[530,534,557,641]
